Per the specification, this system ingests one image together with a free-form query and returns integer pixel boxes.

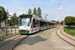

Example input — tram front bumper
[19,30,29,34]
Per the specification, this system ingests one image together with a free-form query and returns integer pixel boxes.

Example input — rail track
[60,28,75,41]
[56,28,75,47]
[10,27,57,50]
[10,35,29,50]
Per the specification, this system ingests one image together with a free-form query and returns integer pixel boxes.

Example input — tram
[19,14,56,34]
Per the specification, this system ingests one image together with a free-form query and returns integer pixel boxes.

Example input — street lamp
[6,9,9,26]
[6,9,9,35]
[45,14,48,20]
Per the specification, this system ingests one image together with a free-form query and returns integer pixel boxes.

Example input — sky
[0,0,75,21]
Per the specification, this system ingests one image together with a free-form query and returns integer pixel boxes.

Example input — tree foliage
[0,6,7,22]
[37,7,42,18]
[33,7,37,15]
[51,20,56,22]
[60,21,63,24]
[65,16,75,27]
[10,12,18,25]
[56,21,59,24]
[8,20,11,25]
[26,7,43,18]
[28,8,32,15]
[0,6,7,27]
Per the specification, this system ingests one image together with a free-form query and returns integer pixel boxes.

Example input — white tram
[19,14,56,34]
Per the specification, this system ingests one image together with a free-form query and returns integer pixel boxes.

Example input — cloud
[9,12,14,15]
[56,16,60,20]
[9,11,27,16]
[58,7,63,10]
[50,0,56,4]
[0,4,9,7]
[64,15,71,17]
[48,0,56,6]
[17,11,27,15]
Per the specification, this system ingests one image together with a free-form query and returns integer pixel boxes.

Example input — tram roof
[19,14,41,18]
[19,14,32,18]
[19,14,56,24]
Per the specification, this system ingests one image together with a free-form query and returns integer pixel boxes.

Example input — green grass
[64,26,75,36]
[0,34,12,40]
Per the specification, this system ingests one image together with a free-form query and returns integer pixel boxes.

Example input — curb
[56,28,75,47]
[0,33,19,41]
[10,35,29,50]
[60,28,75,41]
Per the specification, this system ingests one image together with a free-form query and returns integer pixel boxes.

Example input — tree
[0,6,7,20]
[56,21,59,24]
[8,20,11,25]
[65,16,75,28]
[37,7,42,18]
[10,12,18,25]
[0,6,7,27]
[28,8,32,15]
[51,20,56,22]
[33,7,37,15]
[60,21,63,24]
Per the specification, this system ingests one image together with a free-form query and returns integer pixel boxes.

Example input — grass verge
[0,34,12,40]
[64,26,75,36]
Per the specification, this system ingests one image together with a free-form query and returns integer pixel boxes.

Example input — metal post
[11,26,12,34]
[15,27,16,34]
[3,27,4,34]
[45,14,48,20]
[6,9,9,36]
[6,27,7,35]
[18,22,19,34]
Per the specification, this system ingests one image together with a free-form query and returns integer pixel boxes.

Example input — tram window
[40,21,45,27]
[47,23,49,26]
[45,22,47,26]
[49,23,51,26]
[31,19,39,28]
[28,20,30,26]
[40,21,43,27]
[20,18,31,26]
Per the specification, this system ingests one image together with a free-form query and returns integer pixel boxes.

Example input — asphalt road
[0,27,55,50]
[0,34,27,50]
[0,26,75,50]
[14,26,75,50]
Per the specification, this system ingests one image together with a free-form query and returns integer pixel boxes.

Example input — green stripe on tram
[19,30,29,34]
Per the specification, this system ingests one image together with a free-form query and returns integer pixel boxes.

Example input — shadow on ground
[20,36,47,45]
[0,28,54,50]
[0,35,25,50]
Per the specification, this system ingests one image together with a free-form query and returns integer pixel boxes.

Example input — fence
[0,26,19,40]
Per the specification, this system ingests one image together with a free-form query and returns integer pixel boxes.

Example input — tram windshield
[20,18,31,26]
